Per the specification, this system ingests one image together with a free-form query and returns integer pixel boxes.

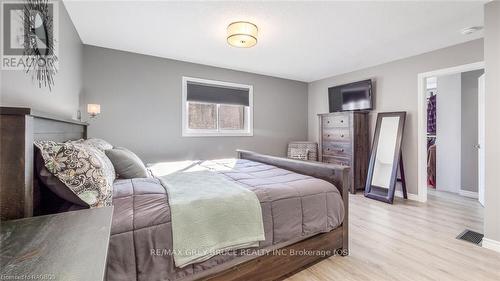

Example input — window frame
[182,76,254,137]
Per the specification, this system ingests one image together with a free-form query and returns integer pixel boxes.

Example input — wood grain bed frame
[0,106,349,281]
[0,107,88,221]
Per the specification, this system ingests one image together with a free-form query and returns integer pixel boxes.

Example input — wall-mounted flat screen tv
[328,79,373,112]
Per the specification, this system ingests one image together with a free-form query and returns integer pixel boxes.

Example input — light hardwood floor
[287,189,500,281]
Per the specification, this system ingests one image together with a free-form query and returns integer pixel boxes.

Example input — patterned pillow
[34,140,115,208]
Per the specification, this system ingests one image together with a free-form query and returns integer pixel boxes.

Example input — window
[182,77,253,137]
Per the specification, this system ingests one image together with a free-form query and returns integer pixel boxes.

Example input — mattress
[106,158,345,281]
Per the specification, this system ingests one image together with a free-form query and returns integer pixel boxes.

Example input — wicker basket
[287,141,318,161]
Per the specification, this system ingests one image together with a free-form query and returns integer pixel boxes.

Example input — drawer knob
[340,149,344,152]
[327,121,330,124]
[341,134,344,138]
[328,134,330,137]
[341,120,344,123]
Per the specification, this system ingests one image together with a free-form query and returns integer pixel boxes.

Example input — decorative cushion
[289,147,308,160]
[34,140,116,208]
[105,147,149,179]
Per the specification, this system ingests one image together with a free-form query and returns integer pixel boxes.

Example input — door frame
[417,61,484,202]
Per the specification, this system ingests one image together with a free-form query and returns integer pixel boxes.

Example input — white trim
[417,61,485,203]
[459,189,479,199]
[394,190,422,202]
[181,76,254,137]
[482,238,500,253]
[477,73,486,206]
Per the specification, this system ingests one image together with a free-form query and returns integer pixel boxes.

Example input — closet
[426,70,484,197]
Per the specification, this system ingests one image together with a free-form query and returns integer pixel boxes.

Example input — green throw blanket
[158,169,265,268]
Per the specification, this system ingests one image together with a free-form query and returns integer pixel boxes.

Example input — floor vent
[456,229,484,245]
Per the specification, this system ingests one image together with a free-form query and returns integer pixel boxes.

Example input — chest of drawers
[318,111,369,193]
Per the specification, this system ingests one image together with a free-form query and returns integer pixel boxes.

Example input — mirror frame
[364,111,406,204]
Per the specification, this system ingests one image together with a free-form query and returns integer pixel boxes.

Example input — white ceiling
[64,0,486,82]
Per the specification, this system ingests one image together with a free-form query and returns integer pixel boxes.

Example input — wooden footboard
[237,150,349,252]
[199,150,350,281]
[202,227,345,281]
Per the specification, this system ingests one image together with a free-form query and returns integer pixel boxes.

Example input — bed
[0,107,349,281]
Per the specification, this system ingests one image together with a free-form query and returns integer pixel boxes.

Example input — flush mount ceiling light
[461,26,483,35]
[227,21,258,48]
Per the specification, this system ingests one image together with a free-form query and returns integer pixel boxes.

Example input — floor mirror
[365,112,407,204]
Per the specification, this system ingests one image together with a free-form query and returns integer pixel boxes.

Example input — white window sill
[182,131,254,137]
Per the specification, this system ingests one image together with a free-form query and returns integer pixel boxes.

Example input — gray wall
[460,69,484,193]
[308,39,484,195]
[436,73,461,194]
[484,1,500,246]
[0,1,82,119]
[82,45,308,163]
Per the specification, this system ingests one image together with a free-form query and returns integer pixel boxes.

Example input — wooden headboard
[0,107,88,221]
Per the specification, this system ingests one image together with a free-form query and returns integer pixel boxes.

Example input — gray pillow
[105,147,149,179]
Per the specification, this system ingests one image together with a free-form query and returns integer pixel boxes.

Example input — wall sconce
[87,104,101,118]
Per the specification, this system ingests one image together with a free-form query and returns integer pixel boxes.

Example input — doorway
[417,62,485,202]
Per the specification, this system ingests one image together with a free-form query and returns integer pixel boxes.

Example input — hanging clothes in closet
[427,93,437,135]
[427,143,436,187]
[427,89,437,188]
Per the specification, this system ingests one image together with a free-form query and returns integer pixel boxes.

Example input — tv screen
[328,79,373,112]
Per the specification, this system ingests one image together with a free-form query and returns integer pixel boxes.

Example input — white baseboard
[394,190,421,202]
[459,190,478,199]
[482,238,500,253]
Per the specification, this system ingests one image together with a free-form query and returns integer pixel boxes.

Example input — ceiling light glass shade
[227,21,258,48]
